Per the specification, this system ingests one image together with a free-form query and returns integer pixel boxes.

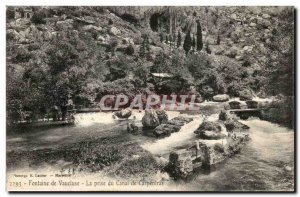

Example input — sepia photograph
[6,5,295,192]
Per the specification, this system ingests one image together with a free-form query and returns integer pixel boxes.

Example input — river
[6,111,294,191]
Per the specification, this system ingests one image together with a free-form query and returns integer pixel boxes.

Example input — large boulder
[82,25,102,31]
[246,100,258,109]
[142,109,160,129]
[257,18,271,28]
[153,116,193,138]
[224,119,250,132]
[156,109,168,124]
[153,124,181,138]
[114,108,132,119]
[225,46,238,58]
[199,130,226,140]
[219,110,230,121]
[110,26,121,36]
[195,121,225,140]
[213,94,230,102]
[127,122,139,134]
[239,89,253,101]
[228,101,241,109]
[168,116,193,126]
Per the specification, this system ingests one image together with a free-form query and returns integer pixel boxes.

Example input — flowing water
[183,118,295,191]
[7,111,294,191]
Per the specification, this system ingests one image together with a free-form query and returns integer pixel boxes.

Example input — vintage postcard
[6,6,295,192]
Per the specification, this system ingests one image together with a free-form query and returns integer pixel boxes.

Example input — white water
[141,113,230,155]
[240,118,294,162]
[141,115,203,155]
[186,118,294,191]
[74,110,181,127]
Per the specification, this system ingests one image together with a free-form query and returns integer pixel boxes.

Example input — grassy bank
[7,131,161,180]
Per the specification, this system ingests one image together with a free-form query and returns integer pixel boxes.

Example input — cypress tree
[177,31,181,48]
[139,35,150,58]
[192,35,196,50]
[183,30,192,55]
[139,39,145,58]
[196,21,203,51]
[160,33,164,43]
[217,34,220,45]
[145,35,150,55]
[205,41,211,54]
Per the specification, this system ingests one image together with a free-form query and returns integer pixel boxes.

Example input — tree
[151,53,171,73]
[196,21,203,51]
[160,33,164,43]
[262,7,294,96]
[205,41,211,54]
[139,35,150,58]
[6,8,15,20]
[183,30,192,55]
[192,35,196,51]
[216,34,220,45]
[31,10,47,24]
[177,31,181,48]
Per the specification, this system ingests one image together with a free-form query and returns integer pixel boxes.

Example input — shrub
[183,30,192,54]
[125,44,135,55]
[31,11,47,24]
[239,89,253,101]
[219,110,229,121]
[13,50,32,63]
[214,143,224,153]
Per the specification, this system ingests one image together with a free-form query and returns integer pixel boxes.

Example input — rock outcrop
[246,100,258,109]
[194,121,225,140]
[142,109,160,129]
[127,122,139,134]
[228,101,241,109]
[213,94,230,102]
[153,116,193,138]
[155,109,168,124]
[114,108,132,119]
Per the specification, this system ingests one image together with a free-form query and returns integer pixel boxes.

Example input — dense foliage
[6,6,294,124]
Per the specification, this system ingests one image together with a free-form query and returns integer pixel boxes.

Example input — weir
[227,108,266,120]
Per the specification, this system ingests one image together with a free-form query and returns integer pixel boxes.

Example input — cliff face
[107,6,292,70]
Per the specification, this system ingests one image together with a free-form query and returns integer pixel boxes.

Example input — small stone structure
[14,7,33,19]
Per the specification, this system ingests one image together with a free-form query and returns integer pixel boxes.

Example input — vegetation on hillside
[6,6,294,124]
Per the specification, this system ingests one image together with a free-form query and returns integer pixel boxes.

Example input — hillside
[6,6,294,123]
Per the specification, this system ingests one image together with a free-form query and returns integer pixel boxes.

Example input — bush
[13,50,32,63]
[6,8,15,20]
[106,38,119,52]
[239,89,253,101]
[214,143,224,153]
[219,110,229,121]
[31,11,47,24]
[125,44,135,55]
